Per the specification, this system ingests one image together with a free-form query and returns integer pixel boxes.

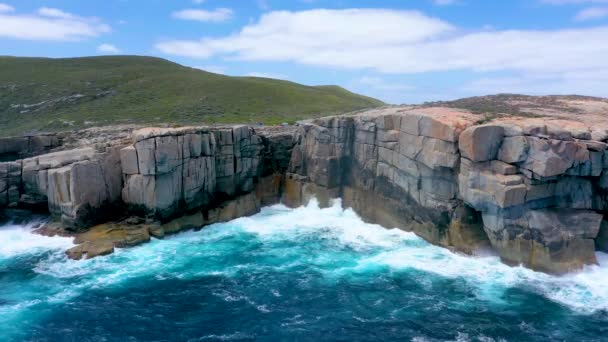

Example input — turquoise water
[1,200,608,341]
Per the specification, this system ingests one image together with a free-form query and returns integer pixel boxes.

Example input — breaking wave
[1,200,608,341]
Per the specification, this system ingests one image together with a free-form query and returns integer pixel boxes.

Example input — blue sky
[0,0,607,104]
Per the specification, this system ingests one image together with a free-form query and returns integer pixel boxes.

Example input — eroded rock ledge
[2,107,608,274]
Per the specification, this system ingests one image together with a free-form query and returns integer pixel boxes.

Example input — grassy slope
[422,93,608,116]
[0,55,383,136]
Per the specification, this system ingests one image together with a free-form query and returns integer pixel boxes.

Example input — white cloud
[172,8,233,22]
[157,9,453,59]
[0,7,110,41]
[97,43,121,54]
[575,6,608,20]
[0,3,14,13]
[245,72,288,80]
[155,8,608,78]
[38,7,73,19]
[192,65,227,74]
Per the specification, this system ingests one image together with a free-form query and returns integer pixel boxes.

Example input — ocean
[1,200,608,341]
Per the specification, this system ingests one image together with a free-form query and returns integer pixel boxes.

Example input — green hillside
[0,55,383,136]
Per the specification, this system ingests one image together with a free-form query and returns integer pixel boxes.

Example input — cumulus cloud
[157,9,453,59]
[0,3,14,13]
[0,6,110,41]
[97,43,121,54]
[155,8,608,77]
[575,6,608,20]
[172,8,233,22]
[38,7,74,19]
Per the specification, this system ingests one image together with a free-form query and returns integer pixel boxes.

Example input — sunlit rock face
[2,104,608,273]
[0,125,295,259]
[287,107,608,274]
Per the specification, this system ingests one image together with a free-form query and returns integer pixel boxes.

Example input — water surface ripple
[1,200,608,341]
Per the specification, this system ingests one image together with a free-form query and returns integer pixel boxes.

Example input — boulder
[459,125,505,162]
[521,137,589,178]
[497,136,529,164]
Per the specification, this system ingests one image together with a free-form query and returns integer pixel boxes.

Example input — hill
[0,55,383,136]
[421,93,608,118]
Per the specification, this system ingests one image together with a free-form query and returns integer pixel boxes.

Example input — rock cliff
[285,107,608,274]
[2,106,608,274]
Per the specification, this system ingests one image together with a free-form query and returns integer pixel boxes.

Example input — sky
[0,0,607,104]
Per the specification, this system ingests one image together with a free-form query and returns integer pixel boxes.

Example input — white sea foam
[0,221,74,258]
[3,199,608,317]
[234,199,608,313]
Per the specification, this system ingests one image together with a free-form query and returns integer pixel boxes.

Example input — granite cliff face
[2,106,608,274]
[286,107,608,274]
[1,125,294,258]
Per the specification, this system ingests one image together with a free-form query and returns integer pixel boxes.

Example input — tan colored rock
[22,147,95,172]
[459,125,505,162]
[134,138,156,175]
[522,137,589,178]
[255,173,283,206]
[66,241,114,260]
[486,208,602,274]
[416,137,459,169]
[161,211,204,235]
[399,108,475,142]
[120,146,139,175]
[497,136,529,164]
[491,160,517,175]
[206,192,261,224]
[282,173,306,208]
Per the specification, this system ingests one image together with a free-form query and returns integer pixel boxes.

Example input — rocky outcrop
[2,146,125,228]
[286,107,608,274]
[0,134,61,162]
[1,125,294,259]
[120,125,292,221]
[121,127,219,219]
[3,107,608,274]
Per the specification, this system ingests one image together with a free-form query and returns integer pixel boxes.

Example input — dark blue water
[1,200,608,341]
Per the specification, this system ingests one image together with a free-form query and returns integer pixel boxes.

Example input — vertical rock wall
[121,127,218,219]
[286,108,608,274]
[1,145,125,228]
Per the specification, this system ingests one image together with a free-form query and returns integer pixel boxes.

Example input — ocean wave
[2,198,608,340]
[0,221,73,259]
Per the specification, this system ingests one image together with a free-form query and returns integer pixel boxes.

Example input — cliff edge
[2,104,608,274]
